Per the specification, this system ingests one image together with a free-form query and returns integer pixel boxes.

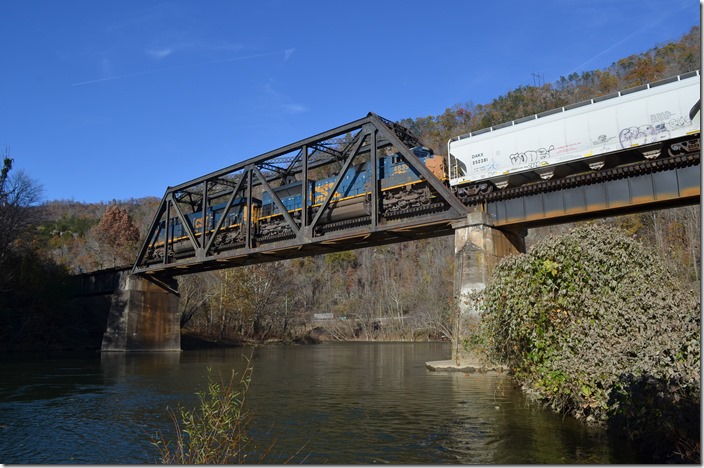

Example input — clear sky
[0,0,699,203]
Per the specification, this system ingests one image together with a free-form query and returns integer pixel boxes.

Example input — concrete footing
[425,359,507,373]
[101,273,180,352]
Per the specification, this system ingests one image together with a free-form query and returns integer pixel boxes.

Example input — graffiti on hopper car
[509,145,554,166]
[593,134,616,146]
[619,124,669,148]
[666,115,692,129]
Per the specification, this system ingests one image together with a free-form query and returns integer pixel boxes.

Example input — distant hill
[399,26,700,154]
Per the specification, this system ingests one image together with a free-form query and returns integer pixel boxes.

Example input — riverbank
[180,333,243,350]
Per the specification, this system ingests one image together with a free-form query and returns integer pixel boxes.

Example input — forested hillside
[0,26,699,350]
[399,26,700,152]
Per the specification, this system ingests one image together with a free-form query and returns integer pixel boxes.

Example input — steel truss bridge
[133,112,700,288]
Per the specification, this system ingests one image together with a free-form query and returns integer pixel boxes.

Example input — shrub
[479,224,700,462]
[152,361,267,464]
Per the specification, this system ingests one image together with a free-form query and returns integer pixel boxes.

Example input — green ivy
[478,224,700,462]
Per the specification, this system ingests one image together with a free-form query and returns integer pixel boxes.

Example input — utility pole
[531,72,545,87]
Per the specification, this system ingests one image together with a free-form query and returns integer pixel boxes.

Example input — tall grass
[152,359,270,464]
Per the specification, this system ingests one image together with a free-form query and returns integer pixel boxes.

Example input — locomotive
[256,146,446,239]
[147,146,447,260]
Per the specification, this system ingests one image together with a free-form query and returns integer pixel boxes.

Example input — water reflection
[445,371,622,463]
[100,351,181,382]
[0,343,637,464]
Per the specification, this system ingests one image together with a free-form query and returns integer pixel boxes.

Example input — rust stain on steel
[680,186,701,197]
[585,202,610,212]
[498,193,699,226]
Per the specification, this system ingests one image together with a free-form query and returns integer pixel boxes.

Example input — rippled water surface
[0,342,638,463]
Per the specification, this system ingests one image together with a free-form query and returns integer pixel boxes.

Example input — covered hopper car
[448,70,700,197]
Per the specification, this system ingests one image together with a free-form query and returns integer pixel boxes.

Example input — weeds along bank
[478,224,700,463]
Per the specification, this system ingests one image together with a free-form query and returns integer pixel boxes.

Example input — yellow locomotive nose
[424,154,447,181]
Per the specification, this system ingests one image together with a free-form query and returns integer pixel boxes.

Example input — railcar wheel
[479,183,494,194]
[667,137,700,157]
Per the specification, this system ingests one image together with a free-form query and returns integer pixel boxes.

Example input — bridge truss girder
[133,113,467,278]
[486,158,700,228]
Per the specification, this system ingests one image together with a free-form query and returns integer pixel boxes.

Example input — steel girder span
[132,113,468,280]
[485,153,700,228]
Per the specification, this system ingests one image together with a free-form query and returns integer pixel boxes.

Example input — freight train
[146,71,700,262]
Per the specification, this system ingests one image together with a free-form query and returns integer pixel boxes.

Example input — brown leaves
[91,204,141,267]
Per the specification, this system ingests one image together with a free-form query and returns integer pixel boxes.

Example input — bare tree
[0,154,12,199]
[0,158,44,267]
[178,272,219,327]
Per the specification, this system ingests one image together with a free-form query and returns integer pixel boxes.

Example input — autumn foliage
[91,204,141,268]
[2,26,700,357]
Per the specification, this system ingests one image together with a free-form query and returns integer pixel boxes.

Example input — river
[0,342,639,464]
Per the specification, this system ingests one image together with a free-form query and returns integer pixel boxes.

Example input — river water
[0,342,638,464]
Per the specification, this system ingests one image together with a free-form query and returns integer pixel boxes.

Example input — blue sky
[0,0,699,203]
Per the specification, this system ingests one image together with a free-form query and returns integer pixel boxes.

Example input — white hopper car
[447,71,700,195]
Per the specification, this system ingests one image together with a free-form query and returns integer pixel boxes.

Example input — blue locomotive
[147,146,445,260]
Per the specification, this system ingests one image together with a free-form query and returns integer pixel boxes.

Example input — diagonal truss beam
[168,193,201,251]
[368,113,466,215]
[202,173,247,255]
[309,127,369,231]
[251,164,300,237]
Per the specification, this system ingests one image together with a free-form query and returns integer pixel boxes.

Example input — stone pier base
[450,211,525,366]
[101,273,180,352]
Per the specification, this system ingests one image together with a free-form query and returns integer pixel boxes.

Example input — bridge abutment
[451,211,525,364]
[101,273,180,352]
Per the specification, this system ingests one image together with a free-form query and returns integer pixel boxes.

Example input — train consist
[146,71,700,262]
[448,70,700,198]
[146,146,447,261]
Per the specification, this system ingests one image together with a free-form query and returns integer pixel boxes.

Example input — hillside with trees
[398,26,700,152]
[0,26,700,351]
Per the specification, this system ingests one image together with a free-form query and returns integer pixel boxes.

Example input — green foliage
[324,250,358,269]
[479,224,700,462]
[152,361,271,464]
[41,215,97,237]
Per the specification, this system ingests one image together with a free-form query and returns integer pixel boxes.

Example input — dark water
[0,342,637,464]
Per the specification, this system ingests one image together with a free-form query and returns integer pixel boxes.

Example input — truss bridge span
[132,112,468,284]
[107,100,699,352]
[133,113,700,283]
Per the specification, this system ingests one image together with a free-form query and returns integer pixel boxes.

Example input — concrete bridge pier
[451,211,526,365]
[101,272,180,352]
